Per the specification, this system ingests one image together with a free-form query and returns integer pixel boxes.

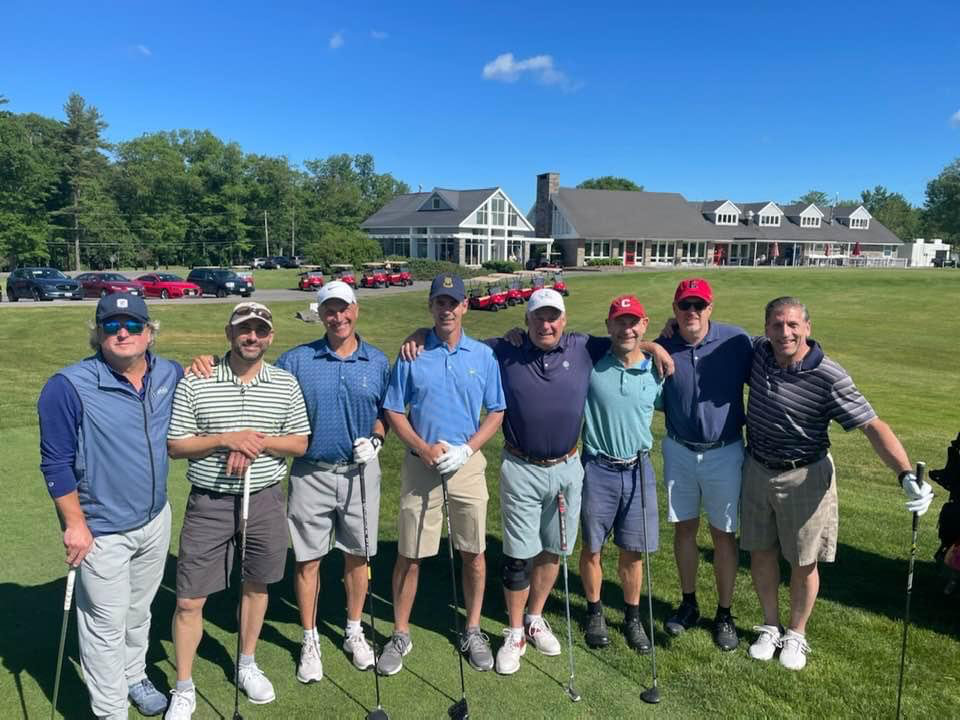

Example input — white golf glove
[436,442,474,475]
[353,435,383,465]
[900,472,934,516]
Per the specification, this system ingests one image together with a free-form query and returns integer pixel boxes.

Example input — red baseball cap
[608,294,647,320]
[674,278,713,304]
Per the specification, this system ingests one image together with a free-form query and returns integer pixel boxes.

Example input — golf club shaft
[556,492,579,699]
[440,473,468,701]
[896,461,924,719]
[358,462,386,712]
[50,567,77,720]
[234,466,252,720]
[637,452,659,692]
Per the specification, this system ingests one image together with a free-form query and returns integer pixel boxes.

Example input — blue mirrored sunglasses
[101,319,146,335]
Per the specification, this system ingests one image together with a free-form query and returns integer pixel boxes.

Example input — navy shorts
[580,454,659,554]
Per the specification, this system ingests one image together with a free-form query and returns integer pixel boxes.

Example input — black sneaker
[664,601,700,636]
[713,614,739,651]
[623,618,651,654]
[583,612,610,648]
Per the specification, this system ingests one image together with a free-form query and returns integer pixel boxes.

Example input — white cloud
[370,30,388,40]
[950,109,960,128]
[482,52,579,91]
[135,44,151,57]
[329,31,344,50]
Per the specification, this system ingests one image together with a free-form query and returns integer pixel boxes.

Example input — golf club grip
[557,492,568,554]
[241,467,251,521]
[913,462,926,531]
[64,567,77,610]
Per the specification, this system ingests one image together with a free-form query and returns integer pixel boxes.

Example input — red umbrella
[770,242,780,258]
[852,241,862,256]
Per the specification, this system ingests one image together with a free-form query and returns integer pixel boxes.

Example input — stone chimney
[535,172,559,238]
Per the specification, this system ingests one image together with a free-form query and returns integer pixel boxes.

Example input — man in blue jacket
[38,294,183,719]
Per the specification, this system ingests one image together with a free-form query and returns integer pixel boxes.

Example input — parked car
[186,267,254,297]
[932,257,957,268]
[234,269,255,287]
[74,272,145,298]
[136,272,203,299]
[298,270,325,291]
[251,257,269,269]
[272,255,301,269]
[6,267,83,302]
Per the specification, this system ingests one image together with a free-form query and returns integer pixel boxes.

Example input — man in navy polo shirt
[378,274,505,676]
[655,278,752,651]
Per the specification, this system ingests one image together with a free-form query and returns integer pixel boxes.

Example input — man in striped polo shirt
[741,296,934,671]
[165,302,310,719]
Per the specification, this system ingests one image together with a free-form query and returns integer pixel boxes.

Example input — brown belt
[504,443,578,467]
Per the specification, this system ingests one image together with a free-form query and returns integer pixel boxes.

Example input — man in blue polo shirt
[655,278,752,651]
[579,295,664,653]
[378,274,505,676]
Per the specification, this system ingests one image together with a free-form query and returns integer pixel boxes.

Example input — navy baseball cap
[429,273,465,302]
[96,293,150,324]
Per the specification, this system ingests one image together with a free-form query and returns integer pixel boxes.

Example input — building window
[716,213,738,225]
[432,197,441,209]
[393,237,410,257]
[759,214,780,227]
[682,242,707,262]
[416,238,428,258]
[649,241,676,263]
[434,238,457,262]
[508,206,520,227]
[476,203,488,225]
[584,241,611,259]
[491,195,505,226]
[507,240,523,262]
[850,217,869,229]
[801,216,821,228]
[415,227,428,235]
[465,239,484,266]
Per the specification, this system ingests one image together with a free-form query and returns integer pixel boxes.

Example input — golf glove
[436,442,473,475]
[899,472,934,516]
[353,435,383,464]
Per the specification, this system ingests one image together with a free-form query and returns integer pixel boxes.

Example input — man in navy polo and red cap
[38,293,183,719]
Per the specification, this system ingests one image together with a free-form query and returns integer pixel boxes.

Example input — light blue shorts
[499,450,583,559]
[662,437,744,533]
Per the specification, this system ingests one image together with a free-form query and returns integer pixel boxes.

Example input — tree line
[0,93,409,270]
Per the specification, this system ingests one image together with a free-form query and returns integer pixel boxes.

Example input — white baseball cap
[316,280,356,306]
[527,288,565,315]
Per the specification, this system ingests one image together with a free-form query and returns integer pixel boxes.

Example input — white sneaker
[297,636,324,683]
[238,662,276,704]
[779,630,810,671]
[748,625,782,661]
[495,629,526,675]
[164,688,196,720]
[344,629,375,670]
[525,616,562,656]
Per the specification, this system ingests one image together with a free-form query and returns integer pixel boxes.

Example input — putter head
[448,698,469,720]
[566,683,582,702]
[366,709,390,720]
[641,686,661,705]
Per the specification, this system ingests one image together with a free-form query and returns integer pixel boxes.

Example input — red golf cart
[329,264,357,287]
[298,269,325,291]
[360,262,389,289]
[385,262,413,286]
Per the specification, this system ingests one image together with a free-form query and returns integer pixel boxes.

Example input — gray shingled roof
[361,188,498,228]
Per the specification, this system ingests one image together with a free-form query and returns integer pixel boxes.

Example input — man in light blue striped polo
[165,302,310,719]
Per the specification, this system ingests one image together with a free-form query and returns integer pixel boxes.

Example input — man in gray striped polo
[165,302,310,719]
[741,296,934,671]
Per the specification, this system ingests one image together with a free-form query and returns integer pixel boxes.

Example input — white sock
[175,679,194,693]
[509,626,524,637]
[303,628,318,643]
[346,619,363,637]
[239,653,254,668]
[524,613,542,627]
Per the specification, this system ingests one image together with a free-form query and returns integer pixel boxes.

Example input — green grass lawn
[2,268,958,719]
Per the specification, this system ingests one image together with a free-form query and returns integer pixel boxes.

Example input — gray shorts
[288,457,381,561]
[581,454,659,554]
[176,483,287,599]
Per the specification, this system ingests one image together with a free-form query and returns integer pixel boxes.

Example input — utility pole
[73,189,81,271]
[264,211,270,256]
[291,207,296,258]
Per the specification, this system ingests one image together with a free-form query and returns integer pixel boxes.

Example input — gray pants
[77,504,171,719]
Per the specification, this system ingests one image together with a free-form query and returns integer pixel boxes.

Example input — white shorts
[663,437,744,533]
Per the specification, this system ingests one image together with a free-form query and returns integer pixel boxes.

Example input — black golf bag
[930,432,960,594]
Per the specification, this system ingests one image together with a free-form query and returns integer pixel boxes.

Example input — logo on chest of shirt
[155,385,169,396]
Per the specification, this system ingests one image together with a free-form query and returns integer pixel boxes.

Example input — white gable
[799,204,825,219]
[466,188,535,231]
[710,200,740,216]
[756,202,783,217]
[848,206,872,220]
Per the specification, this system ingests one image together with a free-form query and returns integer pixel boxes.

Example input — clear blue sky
[3,1,959,212]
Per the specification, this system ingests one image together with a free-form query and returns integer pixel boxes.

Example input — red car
[298,270,325,291]
[136,273,202,299]
[75,272,145,298]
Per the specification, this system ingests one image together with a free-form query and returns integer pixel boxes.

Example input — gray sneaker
[459,628,494,672]
[376,632,412,676]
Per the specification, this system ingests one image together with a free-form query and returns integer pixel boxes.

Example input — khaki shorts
[740,453,838,566]
[398,450,488,559]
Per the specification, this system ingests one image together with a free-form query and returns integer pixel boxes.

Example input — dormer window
[432,197,441,209]
[801,216,821,228]
[759,214,780,227]
[850,217,869,229]
[716,213,738,225]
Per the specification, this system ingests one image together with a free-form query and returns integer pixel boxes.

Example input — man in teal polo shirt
[580,294,664,652]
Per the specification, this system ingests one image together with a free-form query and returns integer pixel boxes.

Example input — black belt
[590,451,649,470]
[668,433,735,453]
[504,443,579,467]
[748,448,827,472]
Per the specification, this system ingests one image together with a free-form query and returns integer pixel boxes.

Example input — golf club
[232,466,252,720]
[896,461,925,719]
[358,461,390,720]
[556,491,581,703]
[440,472,469,720]
[50,566,77,720]
[636,451,661,705]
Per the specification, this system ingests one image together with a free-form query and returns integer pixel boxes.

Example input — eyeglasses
[677,299,709,312]
[101,319,146,335]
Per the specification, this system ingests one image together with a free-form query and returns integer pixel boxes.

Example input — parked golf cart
[489,273,523,306]
[360,262,389,289]
[467,277,500,312]
[516,271,542,301]
[298,269,325,291]
[385,262,414,286]
[549,270,569,297]
[329,264,357,287]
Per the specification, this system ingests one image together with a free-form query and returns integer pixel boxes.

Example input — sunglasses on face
[101,319,146,335]
[677,299,708,312]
